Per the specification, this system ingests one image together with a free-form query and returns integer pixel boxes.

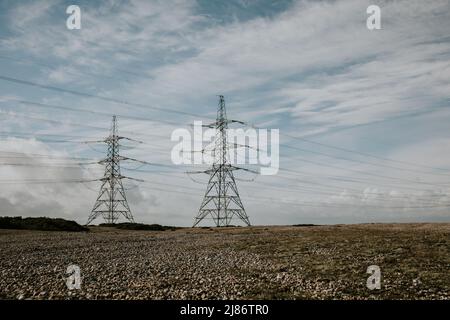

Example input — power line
[280,131,450,172]
[0,75,213,120]
[7,91,447,186]
[0,108,177,141]
[280,142,450,178]
[0,178,99,184]
[136,168,449,205]
[242,122,450,173]
[276,167,444,193]
[1,66,448,176]
[286,155,450,188]
[0,150,96,161]
[0,163,99,169]
[0,131,101,140]
[3,112,444,194]
[137,176,450,209]
[9,99,183,127]
[1,77,449,217]
[244,195,450,210]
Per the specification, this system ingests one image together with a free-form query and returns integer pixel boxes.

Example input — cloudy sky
[0,0,449,226]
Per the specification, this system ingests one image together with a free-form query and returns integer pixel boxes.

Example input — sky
[0,0,449,226]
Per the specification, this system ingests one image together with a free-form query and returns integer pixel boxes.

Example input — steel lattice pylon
[193,95,251,227]
[87,116,135,225]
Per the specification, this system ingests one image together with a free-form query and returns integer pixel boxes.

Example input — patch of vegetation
[98,222,180,231]
[0,216,88,232]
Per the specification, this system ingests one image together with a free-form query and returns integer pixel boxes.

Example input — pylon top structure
[86,116,143,225]
[192,95,251,227]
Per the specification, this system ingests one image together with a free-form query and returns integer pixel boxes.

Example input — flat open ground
[0,223,448,300]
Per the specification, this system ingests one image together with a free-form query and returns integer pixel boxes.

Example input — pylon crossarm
[228,143,261,152]
[230,166,259,174]
[120,176,144,182]
[98,156,126,164]
[120,157,148,164]
[228,119,246,125]
[186,170,209,174]
[202,122,217,128]
[119,137,143,144]
[83,139,107,144]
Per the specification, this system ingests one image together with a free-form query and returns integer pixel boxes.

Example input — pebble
[0,225,448,300]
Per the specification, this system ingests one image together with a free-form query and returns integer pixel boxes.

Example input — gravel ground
[0,223,448,300]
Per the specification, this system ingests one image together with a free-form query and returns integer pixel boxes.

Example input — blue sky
[0,0,449,226]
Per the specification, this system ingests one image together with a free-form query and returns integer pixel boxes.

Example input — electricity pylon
[192,95,252,227]
[86,115,143,225]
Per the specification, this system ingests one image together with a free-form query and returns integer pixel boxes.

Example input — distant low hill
[0,216,88,232]
[98,222,180,231]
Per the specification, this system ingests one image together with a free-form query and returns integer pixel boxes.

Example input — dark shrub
[0,216,88,232]
[98,222,179,231]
